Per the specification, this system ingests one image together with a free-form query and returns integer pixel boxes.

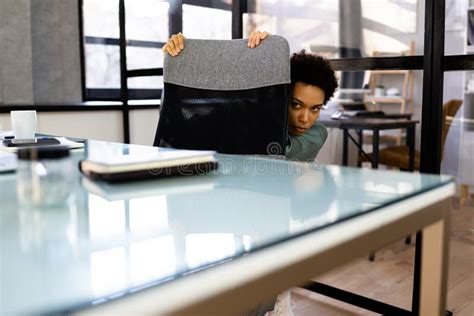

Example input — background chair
[359,99,463,170]
[154,36,291,155]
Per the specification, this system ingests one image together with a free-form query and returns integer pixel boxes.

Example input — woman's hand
[247,31,271,48]
[162,32,185,56]
[162,30,271,57]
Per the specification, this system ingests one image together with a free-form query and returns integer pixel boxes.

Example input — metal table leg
[407,126,416,171]
[357,129,363,167]
[343,128,349,166]
[371,129,379,169]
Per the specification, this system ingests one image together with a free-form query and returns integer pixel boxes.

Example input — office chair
[153,36,291,155]
[359,99,463,170]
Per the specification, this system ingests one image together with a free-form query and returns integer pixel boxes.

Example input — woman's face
[288,82,325,136]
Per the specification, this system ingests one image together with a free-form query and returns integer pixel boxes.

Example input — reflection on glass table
[0,140,453,315]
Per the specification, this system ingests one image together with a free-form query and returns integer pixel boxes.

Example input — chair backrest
[441,99,463,159]
[153,36,291,155]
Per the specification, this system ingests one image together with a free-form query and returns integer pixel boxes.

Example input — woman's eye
[291,102,301,108]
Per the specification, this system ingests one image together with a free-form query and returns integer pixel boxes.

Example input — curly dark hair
[290,50,338,104]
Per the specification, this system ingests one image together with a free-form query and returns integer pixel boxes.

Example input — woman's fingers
[168,39,178,56]
[171,35,181,53]
[256,31,270,46]
[255,32,262,46]
[248,31,271,48]
[162,42,176,56]
[165,30,270,55]
[248,31,259,48]
[162,43,174,57]
[163,33,186,57]
[247,31,254,47]
[177,32,185,49]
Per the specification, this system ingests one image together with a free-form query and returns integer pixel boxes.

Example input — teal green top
[285,121,328,162]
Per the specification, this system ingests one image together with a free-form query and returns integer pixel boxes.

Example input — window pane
[183,4,232,39]
[125,0,169,42]
[83,0,168,94]
[362,0,418,55]
[128,76,163,89]
[245,0,421,57]
[127,47,164,70]
[445,0,469,55]
[442,2,472,192]
[85,44,120,89]
[442,71,474,191]
[83,0,119,38]
[244,0,339,54]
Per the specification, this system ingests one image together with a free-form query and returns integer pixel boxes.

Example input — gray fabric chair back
[154,35,290,155]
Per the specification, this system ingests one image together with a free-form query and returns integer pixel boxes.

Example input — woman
[163,31,338,163]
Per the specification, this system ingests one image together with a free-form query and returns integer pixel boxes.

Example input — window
[183,4,232,39]
[244,0,340,55]
[83,0,120,93]
[244,0,420,57]
[81,0,232,100]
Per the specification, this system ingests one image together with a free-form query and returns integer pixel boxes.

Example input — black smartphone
[3,138,61,147]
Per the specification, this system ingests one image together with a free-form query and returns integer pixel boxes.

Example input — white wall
[0,109,160,145]
[130,109,160,145]
[0,112,123,143]
[317,127,359,166]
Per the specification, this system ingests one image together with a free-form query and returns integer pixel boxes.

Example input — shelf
[338,88,371,94]
[369,70,410,75]
[365,96,406,103]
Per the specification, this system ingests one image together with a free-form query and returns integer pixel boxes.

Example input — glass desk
[0,140,455,315]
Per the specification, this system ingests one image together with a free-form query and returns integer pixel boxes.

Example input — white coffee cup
[11,110,37,139]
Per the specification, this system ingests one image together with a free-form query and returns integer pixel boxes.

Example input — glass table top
[0,140,453,314]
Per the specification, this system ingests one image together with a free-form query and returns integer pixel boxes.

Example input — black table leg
[357,129,363,167]
[343,129,349,166]
[370,128,379,262]
[407,126,416,171]
[412,231,422,315]
[371,129,379,169]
